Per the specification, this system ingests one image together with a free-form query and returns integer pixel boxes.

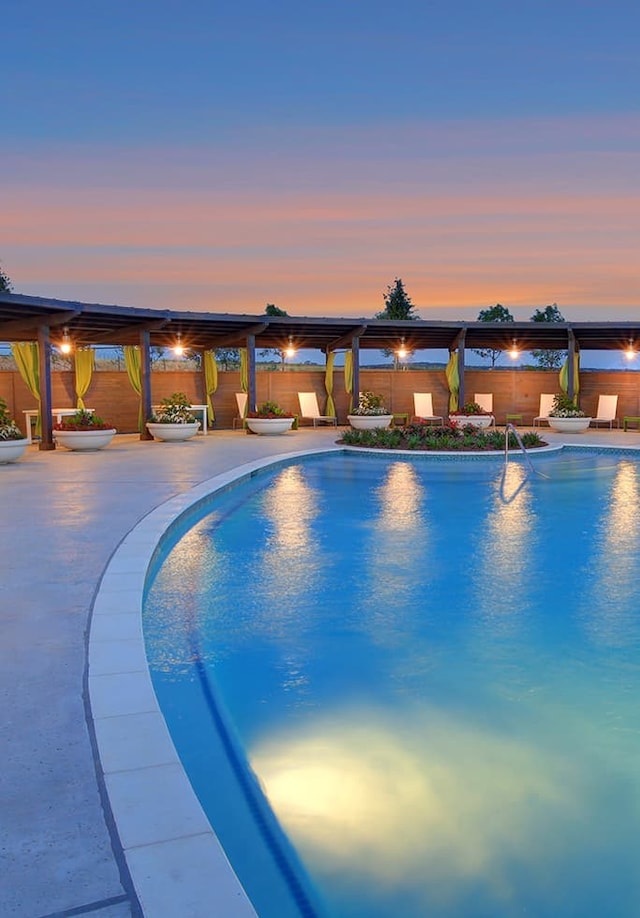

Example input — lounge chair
[590,394,619,429]
[533,393,555,427]
[412,393,443,425]
[233,392,248,429]
[473,393,496,426]
[297,392,337,427]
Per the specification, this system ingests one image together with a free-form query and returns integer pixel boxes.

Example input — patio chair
[590,394,619,429]
[412,393,443,425]
[473,393,496,426]
[233,392,248,429]
[297,392,337,426]
[533,393,555,427]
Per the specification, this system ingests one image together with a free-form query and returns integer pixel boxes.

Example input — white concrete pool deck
[3,425,640,918]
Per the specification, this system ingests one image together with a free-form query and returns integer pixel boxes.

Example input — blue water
[144,450,640,918]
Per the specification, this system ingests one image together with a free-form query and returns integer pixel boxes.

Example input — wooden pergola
[2,291,639,448]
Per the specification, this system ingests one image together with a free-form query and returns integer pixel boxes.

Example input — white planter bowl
[246,417,295,435]
[0,437,29,463]
[449,415,493,429]
[548,417,592,433]
[347,414,393,430]
[54,429,117,451]
[146,422,201,442]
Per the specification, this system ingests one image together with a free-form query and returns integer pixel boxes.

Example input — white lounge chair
[533,393,555,427]
[473,393,496,426]
[590,394,619,429]
[233,392,248,429]
[412,393,443,425]
[298,392,337,426]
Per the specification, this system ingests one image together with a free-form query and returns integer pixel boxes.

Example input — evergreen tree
[375,278,417,367]
[473,303,514,367]
[530,303,566,368]
[261,303,289,368]
[0,262,13,292]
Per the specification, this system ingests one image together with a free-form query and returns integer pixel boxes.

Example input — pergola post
[37,324,55,450]
[247,334,257,411]
[351,337,360,406]
[567,330,576,401]
[458,336,466,407]
[139,328,153,440]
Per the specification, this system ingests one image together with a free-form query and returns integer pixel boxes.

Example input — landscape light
[59,328,72,355]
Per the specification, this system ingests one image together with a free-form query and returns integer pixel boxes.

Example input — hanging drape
[344,351,353,413]
[445,351,459,412]
[559,354,580,403]
[324,352,336,417]
[204,351,218,423]
[123,345,143,431]
[74,348,94,409]
[12,342,41,435]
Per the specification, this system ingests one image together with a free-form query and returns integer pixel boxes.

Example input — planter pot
[246,417,295,435]
[0,437,29,463]
[54,429,117,451]
[146,422,201,442]
[449,415,493,429]
[347,414,393,430]
[548,417,592,433]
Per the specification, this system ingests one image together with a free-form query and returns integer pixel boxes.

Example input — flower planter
[449,415,493,429]
[548,417,592,433]
[347,414,393,430]
[146,422,201,442]
[246,417,295,435]
[54,429,117,451]
[0,438,29,463]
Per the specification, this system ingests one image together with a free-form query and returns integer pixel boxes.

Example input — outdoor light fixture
[509,340,519,360]
[173,334,184,356]
[625,340,635,361]
[396,337,408,360]
[284,336,296,359]
[59,328,72,355]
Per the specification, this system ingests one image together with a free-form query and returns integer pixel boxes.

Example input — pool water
[144,450,640,917]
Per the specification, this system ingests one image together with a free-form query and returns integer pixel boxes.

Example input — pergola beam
[0,310,80,339]
[88,318,172,345]
[211,323,269,349]
[327,325,368,352]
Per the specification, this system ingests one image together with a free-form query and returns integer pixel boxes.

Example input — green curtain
[203,350,218,422]
[324,352,336,417]
[12,342,41,435]
[74,348,94,409]
[344,350,353,412]
[240,348,248,393]
[445,351,459,412]
[123,345,143,431]
[559,354,580,404]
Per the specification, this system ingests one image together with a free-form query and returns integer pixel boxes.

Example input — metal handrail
[504,422,537,475]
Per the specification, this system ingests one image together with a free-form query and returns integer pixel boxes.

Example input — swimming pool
[143,449,640,917]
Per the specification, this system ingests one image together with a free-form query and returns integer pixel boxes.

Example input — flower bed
[340,421,546,452]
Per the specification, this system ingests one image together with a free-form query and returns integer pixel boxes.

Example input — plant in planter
[547,393,591,433]
[348,391,393,430]
[0,397,29,463]
[246,400,296,435]
[53,409,117,451]
[147,392,201,441]
[448,401,494,429]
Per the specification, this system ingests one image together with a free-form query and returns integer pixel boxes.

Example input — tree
[473,303,514,367]
[0,262,13,292]
[530,303,566,369]
[375,278,418,368]
[261,303,289,369]
[214,348,240,371]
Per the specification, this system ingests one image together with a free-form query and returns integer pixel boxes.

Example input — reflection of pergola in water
[2,290,639,449]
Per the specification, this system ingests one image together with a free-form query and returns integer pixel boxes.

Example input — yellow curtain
[344,351,353,413]
[445,351,459,412]
[559,354,580,404]
[324,352,336,417]
[74,348,94,409]
[240,348,248,393]
[204,351,218,422]
[123,345,143,431]
[12,342,41,435]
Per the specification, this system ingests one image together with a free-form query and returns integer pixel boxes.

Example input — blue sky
[2,1,639,325]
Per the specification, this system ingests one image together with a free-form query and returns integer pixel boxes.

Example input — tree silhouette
[530,304,566,368]
[473,303,514,367]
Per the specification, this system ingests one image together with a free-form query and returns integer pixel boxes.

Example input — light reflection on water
[144,453,640,918]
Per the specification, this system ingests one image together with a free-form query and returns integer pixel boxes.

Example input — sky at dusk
[2,0,639,322]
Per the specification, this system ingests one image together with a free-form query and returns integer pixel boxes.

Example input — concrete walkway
[3,425,640,917]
